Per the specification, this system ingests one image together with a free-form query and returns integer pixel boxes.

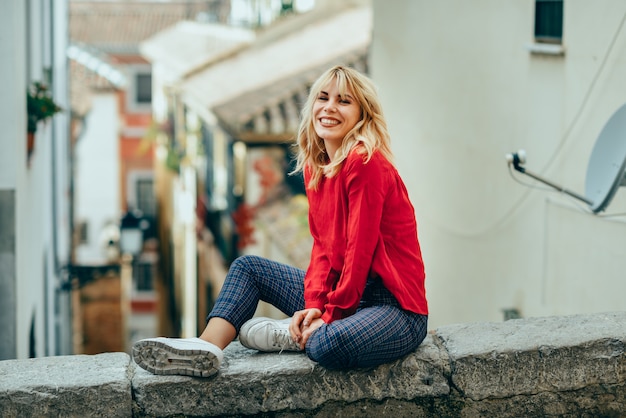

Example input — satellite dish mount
[506,102,626,214]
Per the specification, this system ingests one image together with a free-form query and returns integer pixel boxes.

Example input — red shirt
[304,149,428,323]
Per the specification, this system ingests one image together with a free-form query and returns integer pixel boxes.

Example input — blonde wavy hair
[292,65,393,189]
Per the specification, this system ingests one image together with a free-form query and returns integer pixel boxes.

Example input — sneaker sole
[132,339,219,378]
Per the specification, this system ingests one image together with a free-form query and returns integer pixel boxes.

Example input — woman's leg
[132,255,305,377]
[305,305,427,369]
[201,255,305,349]
[199,318,236,350]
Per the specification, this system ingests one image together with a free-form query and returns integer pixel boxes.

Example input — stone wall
[1,311,624,417]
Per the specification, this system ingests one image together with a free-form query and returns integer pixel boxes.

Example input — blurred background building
[1,0,72,359]
[1,0,625,360]
[140,0,368,338]
[371,0,626,327]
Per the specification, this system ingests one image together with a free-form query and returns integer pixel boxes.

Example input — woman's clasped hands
[289,308,324,350]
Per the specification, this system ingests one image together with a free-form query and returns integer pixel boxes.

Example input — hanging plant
[27,82,62,134]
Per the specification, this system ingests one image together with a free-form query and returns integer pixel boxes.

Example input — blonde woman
[133,65,428,377]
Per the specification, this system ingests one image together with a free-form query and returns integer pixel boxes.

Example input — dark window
[136,73,152,104]
[133,260,154,292]
[136,178,156,218]
[78,221,88,244]
[535,0,563,43]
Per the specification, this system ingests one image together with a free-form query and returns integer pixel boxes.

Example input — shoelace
[272,329,300,353]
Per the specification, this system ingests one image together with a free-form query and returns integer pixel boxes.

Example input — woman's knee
[229,255,269,278]
[305,326,353,369]
[231,254,259,269]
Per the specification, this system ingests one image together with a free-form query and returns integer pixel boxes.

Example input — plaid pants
[208,255,428,369]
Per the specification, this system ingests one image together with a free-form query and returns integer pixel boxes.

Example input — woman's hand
[290,308,324,350]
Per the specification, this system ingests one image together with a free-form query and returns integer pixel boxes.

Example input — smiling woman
[293,65,395,188]
[132,65,428,378]
[312,82,361,158]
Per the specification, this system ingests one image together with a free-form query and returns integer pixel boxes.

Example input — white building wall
[0,2,24,189]
[17,0,50,359]
[371,0,626,328]
[0,0,26,360]
[75,94,121,265]
[0,0,72,359]
[49,0,72,356]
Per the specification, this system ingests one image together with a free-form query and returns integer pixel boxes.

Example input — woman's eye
[340,99,351,105]
[317,96,328,101]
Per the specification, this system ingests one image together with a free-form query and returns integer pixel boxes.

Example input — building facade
[371,0,626,328]
[68,0,229,352]
[0,0,72,359]
[141,0,369,337]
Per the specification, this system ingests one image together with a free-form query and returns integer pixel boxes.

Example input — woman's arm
[322,152,388,323]
[304,218,332,311]
[303,165,333,312]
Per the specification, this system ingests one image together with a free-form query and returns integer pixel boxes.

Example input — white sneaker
[239,317,302,352]
[132,337,223,378]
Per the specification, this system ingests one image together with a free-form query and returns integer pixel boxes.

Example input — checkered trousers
[208,255,428,369]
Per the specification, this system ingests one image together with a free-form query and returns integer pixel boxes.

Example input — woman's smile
[313,79,361,157]
[319,117,340,126]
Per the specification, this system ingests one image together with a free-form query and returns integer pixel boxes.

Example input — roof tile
[70,0,228,54]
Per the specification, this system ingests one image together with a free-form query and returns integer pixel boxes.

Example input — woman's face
[312,78,361,147]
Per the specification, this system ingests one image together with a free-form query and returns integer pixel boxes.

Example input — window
[534,0,563,43]
[136,178,156,218]
[125,65,152,112]
[133,260,155,292]
[135,73,152,104]
[77,221,89,245]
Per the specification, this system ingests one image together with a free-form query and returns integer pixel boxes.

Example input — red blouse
[304,148,428,323]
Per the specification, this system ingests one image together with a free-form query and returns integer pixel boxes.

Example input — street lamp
[118,209,146,352]
[119,210,144,256]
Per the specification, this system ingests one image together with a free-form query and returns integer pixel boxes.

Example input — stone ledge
[132,333,449,417]
[1,312,625,417]
[437,311,626,401]
[0,352,131,417]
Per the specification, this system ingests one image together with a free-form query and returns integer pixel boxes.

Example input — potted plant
[27,81,62,157]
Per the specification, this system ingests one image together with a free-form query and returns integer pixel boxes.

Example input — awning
[140,21,255,80]
[213,49,368,143]
[180,6,372,143]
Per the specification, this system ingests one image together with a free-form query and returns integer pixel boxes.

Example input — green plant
[27,82,62,133]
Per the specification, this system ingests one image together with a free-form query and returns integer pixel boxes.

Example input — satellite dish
[506,102,626,213]
[584,102,626,213]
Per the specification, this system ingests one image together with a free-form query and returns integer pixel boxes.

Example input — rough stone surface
[2,312,626,417]
[0,352,132,417]
[436,311,626,401]
[131,334,449,417]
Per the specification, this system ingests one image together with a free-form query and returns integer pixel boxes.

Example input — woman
[133,65,428,377]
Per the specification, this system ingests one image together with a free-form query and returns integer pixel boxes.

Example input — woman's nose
[324,101,337,112]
